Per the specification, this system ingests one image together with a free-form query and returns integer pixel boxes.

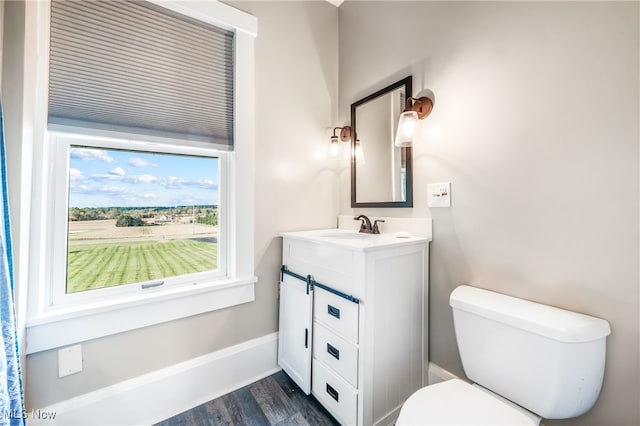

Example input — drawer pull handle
[327,304,341,319]
[327,343,340,360]
[326,383,339,402]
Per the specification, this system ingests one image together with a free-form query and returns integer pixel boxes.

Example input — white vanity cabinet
[278,229,429,426]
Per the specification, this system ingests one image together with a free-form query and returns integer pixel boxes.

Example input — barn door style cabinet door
[277,229,430,426]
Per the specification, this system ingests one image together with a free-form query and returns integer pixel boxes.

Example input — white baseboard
[29,332,280,426]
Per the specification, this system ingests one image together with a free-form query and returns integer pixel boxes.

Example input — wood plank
[202,398,233,425]
[248,376,298,424]
[272,371,340,426]
[221,387,270,426]
[274,412,311,426]
[154,371,338,426]
[185,406,213,426]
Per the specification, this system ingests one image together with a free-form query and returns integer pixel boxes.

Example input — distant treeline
[69,206,218,222]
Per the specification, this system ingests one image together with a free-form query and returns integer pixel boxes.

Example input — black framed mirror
[351,76,413,208]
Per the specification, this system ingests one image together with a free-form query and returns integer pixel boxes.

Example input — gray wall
[338,2,639,426]
[20,1,339,408]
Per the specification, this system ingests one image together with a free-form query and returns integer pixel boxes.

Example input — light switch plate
[427,182,451,208]
[58,344,83,377]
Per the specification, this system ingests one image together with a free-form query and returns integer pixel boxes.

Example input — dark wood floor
[155,370,340,426]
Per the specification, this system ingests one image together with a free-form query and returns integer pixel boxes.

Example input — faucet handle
[373,219,385,234]
[354,215,374,233]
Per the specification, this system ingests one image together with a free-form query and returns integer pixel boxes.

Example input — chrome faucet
[353,215,385,234]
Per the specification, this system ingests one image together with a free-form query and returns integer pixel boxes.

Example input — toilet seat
[397,379,540,426]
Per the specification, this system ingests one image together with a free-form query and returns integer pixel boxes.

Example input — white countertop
[281,228,430,251]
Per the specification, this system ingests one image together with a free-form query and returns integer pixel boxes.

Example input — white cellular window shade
[48,0,234,148]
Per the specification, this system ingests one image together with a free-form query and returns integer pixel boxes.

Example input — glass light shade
[330,137,340,157]
[394,110,419,147]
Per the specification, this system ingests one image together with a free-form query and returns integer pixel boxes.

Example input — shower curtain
[0,99,25,425]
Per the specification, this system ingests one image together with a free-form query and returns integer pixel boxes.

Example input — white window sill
[25,276,257,354]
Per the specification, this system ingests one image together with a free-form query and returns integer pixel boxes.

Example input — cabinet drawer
[313,322,358,388]
[314,287,359,343]
[312,359,357,426]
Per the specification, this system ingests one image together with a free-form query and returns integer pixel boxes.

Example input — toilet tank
[450,285,611,419]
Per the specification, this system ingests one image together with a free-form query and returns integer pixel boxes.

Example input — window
[24,0,257,354]
[49,135,228,306]
[65,146,221,294]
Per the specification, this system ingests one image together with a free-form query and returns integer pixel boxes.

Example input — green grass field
[67,239,218,293]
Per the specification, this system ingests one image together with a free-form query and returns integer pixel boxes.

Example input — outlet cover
[58,344,83,377]
[427,182,451,208]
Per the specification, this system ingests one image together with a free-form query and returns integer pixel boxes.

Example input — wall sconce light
[330,126,351,157]
[394,90,434,147]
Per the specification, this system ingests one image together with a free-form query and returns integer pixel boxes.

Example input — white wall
[339,2,639,426]
[20,0,339,408]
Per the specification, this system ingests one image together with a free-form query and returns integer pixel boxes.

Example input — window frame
[23,0,257,354]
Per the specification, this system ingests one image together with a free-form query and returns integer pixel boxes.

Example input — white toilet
[397,285,611,425]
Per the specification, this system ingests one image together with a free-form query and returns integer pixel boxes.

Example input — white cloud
[128,157,149,167]
[69,168,84,182]
[70,147,114,163]
[90,173,122,181]
[69,182,91,194]
[164,176,183,189]
[124,174,157,184]
[197,179,217,189]
[160,177,217,190]
[137,174,157,183]
[90,172,158,185]
[97,186,128,196]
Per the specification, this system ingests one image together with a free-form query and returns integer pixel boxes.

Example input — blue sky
[68,146,219,208]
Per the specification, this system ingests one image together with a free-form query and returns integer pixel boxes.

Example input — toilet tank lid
[450,285,611,343]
